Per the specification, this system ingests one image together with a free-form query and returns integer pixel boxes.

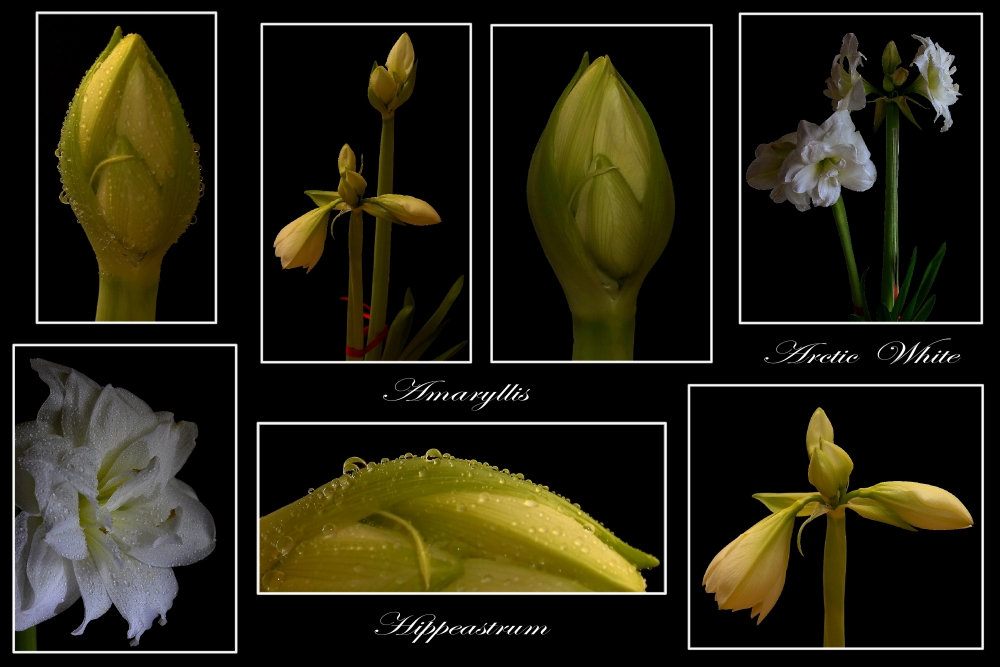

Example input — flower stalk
[882,102,900,310]
[366,117,395,361]
[95,253,164,321]
[346,209,364,360]
[830,196,863,313]
[822,508,847,647]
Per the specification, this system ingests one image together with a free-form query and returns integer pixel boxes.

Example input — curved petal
[15,512,81,630]
[90,532,178,646]
[30,359,103,442]
[806,408,835,456]
[752,492,820,517]
[845,498,916,531]
[43,480,90,561]
[114,478,217,567]
[71,555,114,635]
[88,384,159,477]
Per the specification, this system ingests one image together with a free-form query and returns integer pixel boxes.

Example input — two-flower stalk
[703,408,973,646]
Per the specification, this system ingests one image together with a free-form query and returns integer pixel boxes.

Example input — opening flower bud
[862,482,973,530]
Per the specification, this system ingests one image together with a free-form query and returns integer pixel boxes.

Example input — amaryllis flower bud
[56,27,202,320]
[368,33,418,118]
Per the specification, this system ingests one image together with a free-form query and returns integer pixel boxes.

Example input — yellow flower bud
[273,204,335,273]
[369,65,396,109]
[386,32,415,84]
[338,144,356,176]
[804,408,853,504]
[368,33,418,117]
[363,194,441,226]
[862,482,973,530]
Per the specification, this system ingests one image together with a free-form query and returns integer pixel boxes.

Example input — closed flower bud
[362,194,441,226]
[527,53,673,305]
[338,143,356,176]
[368,33,418,117]
[804,408,853,505]
[58,27,201,268]
[862,482,973,530]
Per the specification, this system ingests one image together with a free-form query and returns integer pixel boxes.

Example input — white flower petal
[43,480,90,560]
[114,478,217,567]
[813,176,841,207]
[88,384,159,473]
[90,532,179,646]
[71,556,114,635]
[15,512,81,630]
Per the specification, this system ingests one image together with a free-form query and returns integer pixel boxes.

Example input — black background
[740,15,981,323]
[689,386,981,648]
[37,14,216,323]
[10,11,987,655]
[13,346,236,650]
[492,27,711,361]
[259,423,664,593]
[261,25,470,362]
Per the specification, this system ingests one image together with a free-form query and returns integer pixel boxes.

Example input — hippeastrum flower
[824,33,868,112]
[703,498,816,624]
[260,452,660,592]
[778,110,876,209]
[849,482,973,530]
[15,359,215,645]
[57,27,201,321]
[273,203,337,273]
[368,32,418,118]
[746,132,812,212]
[526,53,673,359]
[909,35,960,132]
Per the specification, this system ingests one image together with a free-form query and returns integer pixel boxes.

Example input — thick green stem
[365,117,395,360]
[823,509,847,647]
[882,102,900,310]
[571,306,636,360]
[346,209,364,361]
[15,626,36,651]
[94,252,164,321]
[831,196,863,312]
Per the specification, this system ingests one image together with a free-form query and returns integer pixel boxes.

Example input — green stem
[94,252,164,321]
[346,209,364,361]
[823,510,847,647]
[882,102,900,310]
[571,305,636,360]
[15,626,36,651]
[830,196,863,312]
[365,117,395,361]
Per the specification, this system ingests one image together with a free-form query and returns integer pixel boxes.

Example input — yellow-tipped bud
[862,482,973,530]
[386,33,415,84]
[368,33,418,117]
[804,408,853,504]
[338,144,356,176]
[363,194,440,226]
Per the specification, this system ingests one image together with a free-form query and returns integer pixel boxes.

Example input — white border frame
[35,11,220,325]
[489,24,715,364]
[686,383,985,650]
[737,12,985,325]
[11,343,238,654]
[257,420,667,595]
[259,23,474,364]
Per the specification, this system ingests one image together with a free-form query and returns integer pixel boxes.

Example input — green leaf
[900,243,945,322]
[404,320,449,361]
[873,98,887,132]
[877,303,891,322]
[859,268,872,321]
[404,287,414,309]
[399,275,464,360]
[304,190,343,208]
[882,41,901,76]
[892,246,918,317]
[894,97,922,130]
[394,59,418,108]
[432,340,468,361]
[752,492,820,517]
[381,305,414,362]
[912,294,937,322]
[862,77,881,96]
[848,314,864,322]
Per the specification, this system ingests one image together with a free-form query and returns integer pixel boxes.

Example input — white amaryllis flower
[15,359,215,646]
[910,35,960,132]
[824,33,867,112]
[746,132,812,212]
[778,110,877,208]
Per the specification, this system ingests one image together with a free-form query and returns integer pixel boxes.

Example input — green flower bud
[56,27,201,320]
[804,409,853,505]
[367,33,418,118]
[526,53,673,323]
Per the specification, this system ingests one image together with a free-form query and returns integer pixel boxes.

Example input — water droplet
[581,546,590,554]
[262,570,284,590]
[443,452,453,459]
[502,468,510,474]
[573,539,583,547]
[404,452,414,459]
[343,457,367,474]
[380,457,390,464]
[583,522,595,532]
[322,523,337,533]
[58,189,70,204]
[276,536,294,556]
[515,473,525,480]
[480,576,493,584]
[425,448,442,459]
[498,479,505,485]
[523,499,538,507]
[573,502,582,509]
[352,565,364,574]
[551,529,562,536]
[534,484,542,493]
[334,493,344,505]
[418,469,428,478]
[307,487,314,494]
[478,492,490,504]
[456,502,467,512]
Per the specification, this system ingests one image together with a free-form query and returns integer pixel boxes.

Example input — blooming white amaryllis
[15,359,215,645]
[777,110,877,208]
[910,35,960,132]
[824,33,867,112]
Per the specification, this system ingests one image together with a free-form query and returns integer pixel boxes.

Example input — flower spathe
[824,33,867,112]
[15,359,215,645]
[703,506,797,624]
[273,203,336,273]
[910,35,960,132]
[778,110,876,209]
